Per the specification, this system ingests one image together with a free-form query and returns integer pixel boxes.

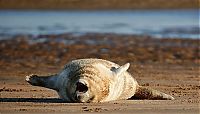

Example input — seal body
[26,58,174,103]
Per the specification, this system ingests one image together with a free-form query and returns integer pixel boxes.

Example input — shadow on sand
[0,98,66,103]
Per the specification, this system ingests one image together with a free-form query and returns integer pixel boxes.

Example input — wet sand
[0,33,199,113]
[0,0,198,10]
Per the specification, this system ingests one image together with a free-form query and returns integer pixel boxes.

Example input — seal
[26,58,174,103]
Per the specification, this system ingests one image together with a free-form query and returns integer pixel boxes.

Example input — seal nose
[76,82,88,93]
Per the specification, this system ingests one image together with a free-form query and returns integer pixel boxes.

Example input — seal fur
[26,58,174,102]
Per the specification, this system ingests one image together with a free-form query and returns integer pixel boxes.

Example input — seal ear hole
[76,82,88,93]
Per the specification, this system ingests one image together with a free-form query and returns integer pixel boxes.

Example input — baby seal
[26,58,174,103]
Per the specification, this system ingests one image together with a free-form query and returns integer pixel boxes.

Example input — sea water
[0,9,199,39]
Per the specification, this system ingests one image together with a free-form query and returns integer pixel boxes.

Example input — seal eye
[76,82,88,93]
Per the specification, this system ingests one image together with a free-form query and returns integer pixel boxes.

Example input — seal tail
[131,86,174,100]
[26,74,58,91]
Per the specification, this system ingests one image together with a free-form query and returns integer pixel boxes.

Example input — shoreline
[0,7,199,11]
[0,0,199,10]
[1,8,199,11]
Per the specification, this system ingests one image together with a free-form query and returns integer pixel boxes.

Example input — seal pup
[26,58,174,103]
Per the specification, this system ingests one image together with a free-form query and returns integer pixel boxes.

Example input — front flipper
[26,74,58,91]
[113,63,130,76]
[130,86,174,100]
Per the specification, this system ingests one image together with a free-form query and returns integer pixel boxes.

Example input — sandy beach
[0,0,199,10]
[0,34,199,113]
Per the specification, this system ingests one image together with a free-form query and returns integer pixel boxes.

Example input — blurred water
[0,9,199,39]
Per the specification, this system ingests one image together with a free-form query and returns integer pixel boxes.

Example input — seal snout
[76,82,88,93]
[74,81,90,102]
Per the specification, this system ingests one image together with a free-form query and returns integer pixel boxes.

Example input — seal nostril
[76,82,88,93]
[76,95,81,100]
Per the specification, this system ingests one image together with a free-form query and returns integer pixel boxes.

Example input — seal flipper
[113,63,130,76]
[26,74,58,91]
[130,86,174,100]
